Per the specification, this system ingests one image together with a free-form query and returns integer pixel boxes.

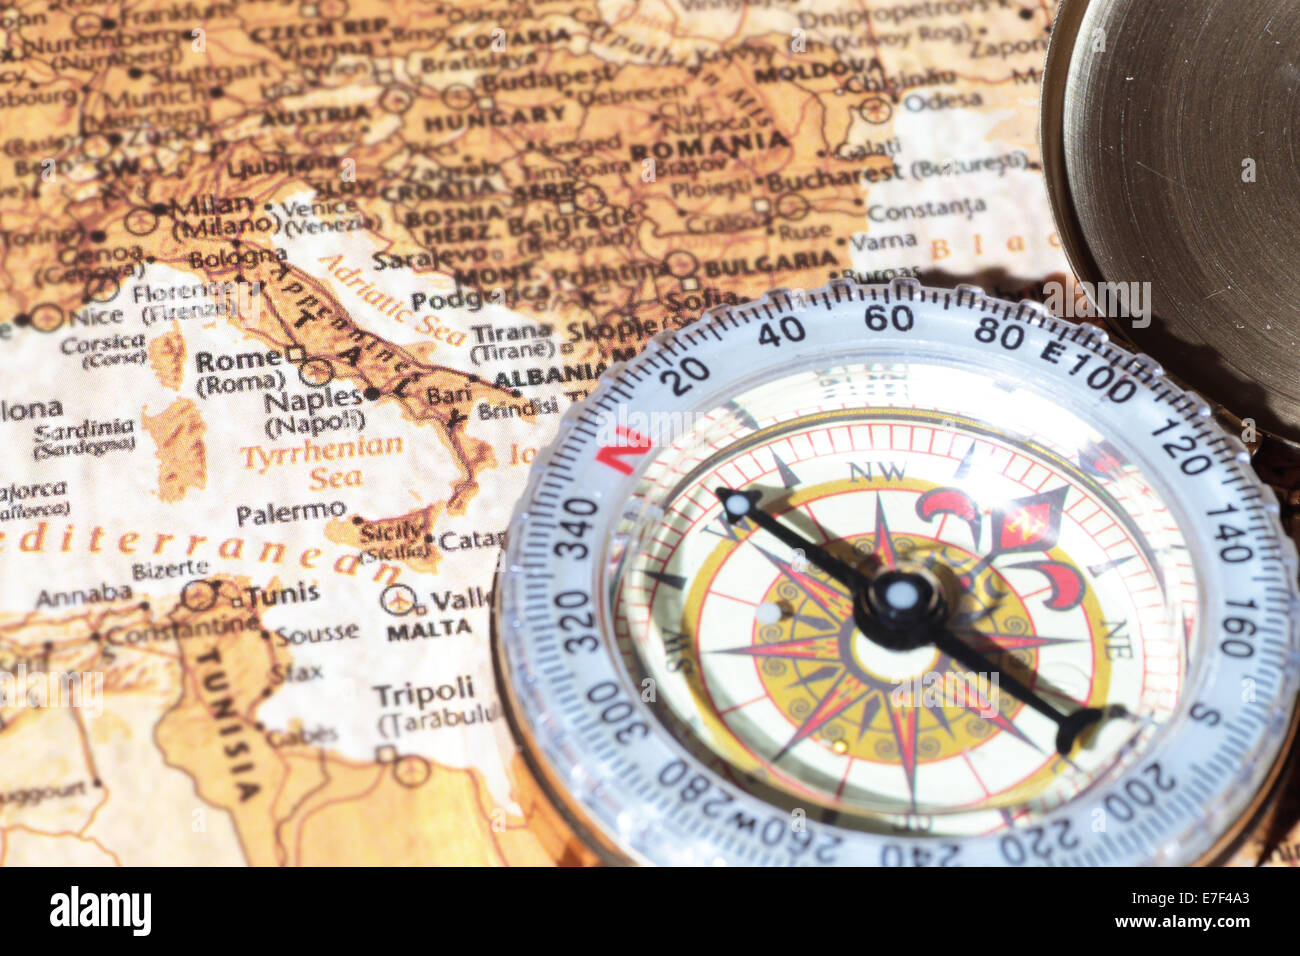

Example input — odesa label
[492,279,1300,866]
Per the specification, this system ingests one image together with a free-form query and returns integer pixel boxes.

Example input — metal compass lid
[1042,0,1300,443]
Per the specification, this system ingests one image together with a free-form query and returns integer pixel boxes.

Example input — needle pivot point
[858,569,943,650]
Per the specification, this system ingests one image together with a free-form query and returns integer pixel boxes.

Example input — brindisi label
[494,278,1300,866]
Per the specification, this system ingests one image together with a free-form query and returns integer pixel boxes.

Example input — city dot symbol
[302,365,330,385]
[363,386,381,400]
[756,602,783,625]
[861,96,892,123]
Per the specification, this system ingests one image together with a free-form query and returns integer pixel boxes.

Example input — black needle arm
[928,626,1103,755]
[716,486,1108,756]
[715,487,864,591]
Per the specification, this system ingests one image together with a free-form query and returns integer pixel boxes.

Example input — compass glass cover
[611,359,1192,837]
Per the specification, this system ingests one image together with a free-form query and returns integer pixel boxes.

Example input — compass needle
[495,280,1300,866]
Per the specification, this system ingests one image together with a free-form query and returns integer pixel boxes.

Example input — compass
[492,279,1300,866]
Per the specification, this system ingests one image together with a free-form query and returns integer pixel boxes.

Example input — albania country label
[493,279,1300,866]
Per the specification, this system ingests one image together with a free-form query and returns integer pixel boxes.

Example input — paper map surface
[0,0,1293,865]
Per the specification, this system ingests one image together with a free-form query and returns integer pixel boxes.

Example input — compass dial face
[614,394,1189,837]
[494,280,1300,866]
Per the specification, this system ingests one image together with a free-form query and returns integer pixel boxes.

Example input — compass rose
[704,484,1094,807]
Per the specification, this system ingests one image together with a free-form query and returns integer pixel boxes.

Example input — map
[0,0,1294,866]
